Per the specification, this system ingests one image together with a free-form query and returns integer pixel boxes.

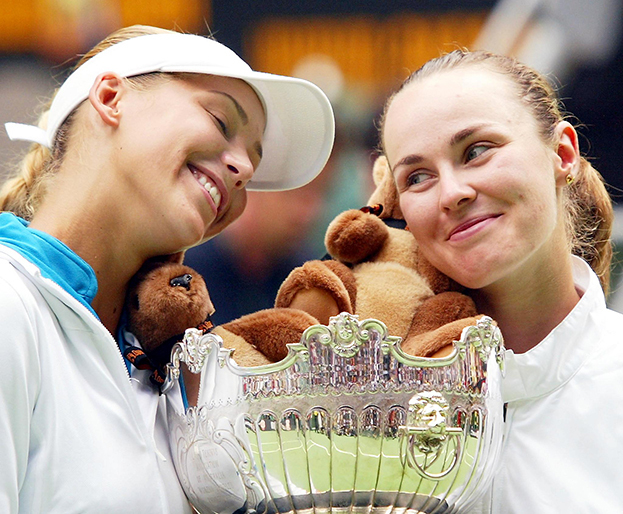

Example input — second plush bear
[274,155,480,357]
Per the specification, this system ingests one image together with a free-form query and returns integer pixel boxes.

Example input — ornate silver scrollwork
[162,328,221,394]
[460,316,505,369]
[170,407,266,514]
[303,312,368,358]
[400,391,464,480]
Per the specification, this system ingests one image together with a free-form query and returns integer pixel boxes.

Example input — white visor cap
[4,32,335,192]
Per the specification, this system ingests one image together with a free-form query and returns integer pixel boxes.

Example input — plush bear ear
[367,155,403,220]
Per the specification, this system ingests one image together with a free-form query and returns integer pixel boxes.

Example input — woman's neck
[30,180,147,334]
[33,217,142,332]
[470,254,581,354]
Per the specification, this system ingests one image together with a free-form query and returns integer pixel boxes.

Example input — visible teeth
[191,166,222,209]
[200,177,221,209]
[209,185,222,208]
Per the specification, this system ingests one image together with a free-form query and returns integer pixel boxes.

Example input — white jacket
[474,257,623,512]
[0,242,193,513]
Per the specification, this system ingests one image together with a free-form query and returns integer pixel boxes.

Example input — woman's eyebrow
[449,124,488,146]
[394,153,424,170]
[213,91,249,125]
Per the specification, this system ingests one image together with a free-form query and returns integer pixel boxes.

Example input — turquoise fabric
[0,212,98,317]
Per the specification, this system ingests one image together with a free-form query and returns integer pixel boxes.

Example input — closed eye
[210,113,229,137]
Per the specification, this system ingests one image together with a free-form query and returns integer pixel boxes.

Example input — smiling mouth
[449,214,501,240]
[189,165,223,210]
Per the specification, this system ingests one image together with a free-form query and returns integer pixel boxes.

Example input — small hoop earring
[566,173,574,186]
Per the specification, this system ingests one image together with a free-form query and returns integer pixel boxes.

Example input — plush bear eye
[170,274,193,290]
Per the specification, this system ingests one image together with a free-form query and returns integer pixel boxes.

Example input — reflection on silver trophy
[164,312,505,514]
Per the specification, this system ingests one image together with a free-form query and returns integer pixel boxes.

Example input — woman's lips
[448,214,501,242]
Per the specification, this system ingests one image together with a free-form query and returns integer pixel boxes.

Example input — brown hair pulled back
[0,25,174,222]
[380,49,614,294]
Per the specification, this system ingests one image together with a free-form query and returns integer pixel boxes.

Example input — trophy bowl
[164,313,505,514]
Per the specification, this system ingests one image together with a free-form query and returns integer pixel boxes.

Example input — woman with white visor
[0,25,334,513]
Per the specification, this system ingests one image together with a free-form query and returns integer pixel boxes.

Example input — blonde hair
[380,50,614,294]
[0,25,176,221]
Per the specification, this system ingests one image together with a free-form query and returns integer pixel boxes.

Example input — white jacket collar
[501,256,606,402]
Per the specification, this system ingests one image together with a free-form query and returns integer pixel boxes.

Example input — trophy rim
[165,312,503,383]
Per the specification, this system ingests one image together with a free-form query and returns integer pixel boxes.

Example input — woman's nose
[438,170,476,211]
[223,145,254,189]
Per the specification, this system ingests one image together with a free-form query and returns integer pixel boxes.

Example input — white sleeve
[0,274,41,513]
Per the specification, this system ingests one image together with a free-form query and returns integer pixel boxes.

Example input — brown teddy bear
[124,260,287,403]
[126,261,214,354]
[125,259,313,368]
[273,155,480,357]
[123,261,215,391]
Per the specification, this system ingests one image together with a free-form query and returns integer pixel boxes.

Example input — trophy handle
[400,390,464,480]
[162,327,221,394]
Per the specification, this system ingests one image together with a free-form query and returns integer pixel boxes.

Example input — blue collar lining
[0,213,98,318]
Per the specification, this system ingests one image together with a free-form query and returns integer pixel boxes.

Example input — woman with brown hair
[0,25,334,512]
[380,49,622,512]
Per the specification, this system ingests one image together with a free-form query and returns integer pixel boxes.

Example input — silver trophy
[164,313,505,514]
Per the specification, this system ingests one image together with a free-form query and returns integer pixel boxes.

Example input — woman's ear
[88,72,125,129]
[554,121,580,187]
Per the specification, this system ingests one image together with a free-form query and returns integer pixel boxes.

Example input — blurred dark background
[1,0,622,316]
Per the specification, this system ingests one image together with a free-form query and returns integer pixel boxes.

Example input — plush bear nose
[170,273,193,290]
